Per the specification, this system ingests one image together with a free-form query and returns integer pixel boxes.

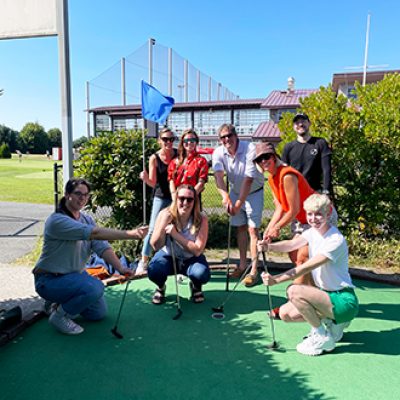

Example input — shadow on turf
[91,285,333,400]
[334,328,400,356]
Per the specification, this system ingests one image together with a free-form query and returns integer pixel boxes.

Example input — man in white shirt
[212,124,264,287]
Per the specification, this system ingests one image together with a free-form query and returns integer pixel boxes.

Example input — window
[234,109,269,135]
[167,112,191,137]
[96,115,111,132]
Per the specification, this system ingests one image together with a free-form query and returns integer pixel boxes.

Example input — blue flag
[141,81,175,124]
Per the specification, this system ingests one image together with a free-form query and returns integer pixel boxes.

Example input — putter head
[266,341,281,351]
[211,306,224,313]
[211,312,225,320]
[111,327,123,339]
[172,308,183,320]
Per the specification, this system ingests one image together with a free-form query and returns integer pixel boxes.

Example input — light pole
[177,84,184,102]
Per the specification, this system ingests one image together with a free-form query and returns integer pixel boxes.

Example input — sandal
[243,273,259,287]
[152,286,166,305]
[267,306,281,320]
[229,267,246,279]
[190,282,205,304]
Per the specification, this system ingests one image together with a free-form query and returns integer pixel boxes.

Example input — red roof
[252,121,281,139]
[261,89,318,109]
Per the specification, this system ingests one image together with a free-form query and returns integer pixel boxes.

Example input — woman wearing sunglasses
[167,128,209,198]
[148,184,210,304]
[33,178,148,335]
[138,128,178,274]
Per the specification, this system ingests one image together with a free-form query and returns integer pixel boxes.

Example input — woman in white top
[258,194,358,356]
[148,184,210,304]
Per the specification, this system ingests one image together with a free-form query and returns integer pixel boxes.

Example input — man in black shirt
[282,113,332,196]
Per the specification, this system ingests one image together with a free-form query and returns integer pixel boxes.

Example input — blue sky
[1,0,399,139]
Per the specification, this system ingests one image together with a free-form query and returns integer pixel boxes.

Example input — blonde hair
[170,184,202,234]
[303,194,332,216]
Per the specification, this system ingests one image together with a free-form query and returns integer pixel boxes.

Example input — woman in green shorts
[258,193,358,356]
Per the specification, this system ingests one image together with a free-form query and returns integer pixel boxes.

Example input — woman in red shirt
[168,129,209,198]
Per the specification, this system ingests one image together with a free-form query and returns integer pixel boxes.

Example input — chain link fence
[54,163,275,224]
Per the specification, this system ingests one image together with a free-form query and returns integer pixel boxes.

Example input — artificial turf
[0,273,399,400]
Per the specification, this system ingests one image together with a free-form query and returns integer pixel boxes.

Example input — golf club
[260,248,279,350]
[111,276,131,339]
[225,217,232,292]
[169,235,183,320]
[211,258,254,320]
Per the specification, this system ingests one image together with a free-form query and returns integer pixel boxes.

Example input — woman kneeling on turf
[33,178,148,335]
[148,184,210,304]
[258,194,358,356]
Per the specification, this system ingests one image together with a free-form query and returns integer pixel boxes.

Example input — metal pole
[53,163,59,212]
[121,57,126,105]
[208,77,212,101]
[168,47,172,96]
[184,59,188,102]
[56,0,73,184]
[363,13,371,87]
[197,70,201,102]
[86,81,90,139]
[217,83,221,101]
[143,38,155,224]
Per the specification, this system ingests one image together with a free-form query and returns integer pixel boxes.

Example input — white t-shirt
[212,140,264,195]
[302,225,354,291]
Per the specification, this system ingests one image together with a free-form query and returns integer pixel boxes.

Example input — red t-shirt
[168,152,209,188]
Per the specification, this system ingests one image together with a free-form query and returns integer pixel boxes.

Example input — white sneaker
[296,330,335,356]
[44,301,57,316]
[323,318,350,342]
[136,260,148,275]
[49,307,84,335]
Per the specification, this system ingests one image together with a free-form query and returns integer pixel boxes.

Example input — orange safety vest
[268,165,315,224]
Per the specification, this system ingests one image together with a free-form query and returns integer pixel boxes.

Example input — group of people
[33,114,358,357]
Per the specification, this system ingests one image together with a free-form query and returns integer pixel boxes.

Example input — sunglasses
[71,191,90,198]
[178,196,194,203]
[255,153,274,164]
[161,137,175,143]
[183,138,198,144]
[219,133,234,140]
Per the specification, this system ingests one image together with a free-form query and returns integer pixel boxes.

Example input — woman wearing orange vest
[253,142,315,318]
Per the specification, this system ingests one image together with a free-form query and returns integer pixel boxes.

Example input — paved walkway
[0,202,53,317]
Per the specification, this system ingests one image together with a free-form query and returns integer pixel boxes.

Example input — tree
[73,136,88,148]
[19,122,48,154]
[278,75,400,238]
[47,128,62,150]
[0,124,19,153]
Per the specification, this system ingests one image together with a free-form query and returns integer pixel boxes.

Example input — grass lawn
[0,154,57,204]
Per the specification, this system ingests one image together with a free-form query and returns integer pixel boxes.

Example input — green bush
[0,142,12,158]
[75,129,158,230]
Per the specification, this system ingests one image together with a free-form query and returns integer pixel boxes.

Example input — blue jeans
[142,196,172,257]
[34,271,107,320]
[147,250,210,289]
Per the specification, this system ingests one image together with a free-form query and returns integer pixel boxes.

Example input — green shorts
[324,287,359,324]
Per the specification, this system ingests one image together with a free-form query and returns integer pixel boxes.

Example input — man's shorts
[230,188,263,228]
[291,206,338,236]
[324,287,359,324]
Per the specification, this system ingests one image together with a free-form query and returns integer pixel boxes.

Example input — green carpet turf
[0,273,399,400]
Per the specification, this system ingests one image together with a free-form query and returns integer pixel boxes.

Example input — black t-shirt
[281,137,332,192]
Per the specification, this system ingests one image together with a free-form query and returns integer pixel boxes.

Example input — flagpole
[143,38,155,224]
